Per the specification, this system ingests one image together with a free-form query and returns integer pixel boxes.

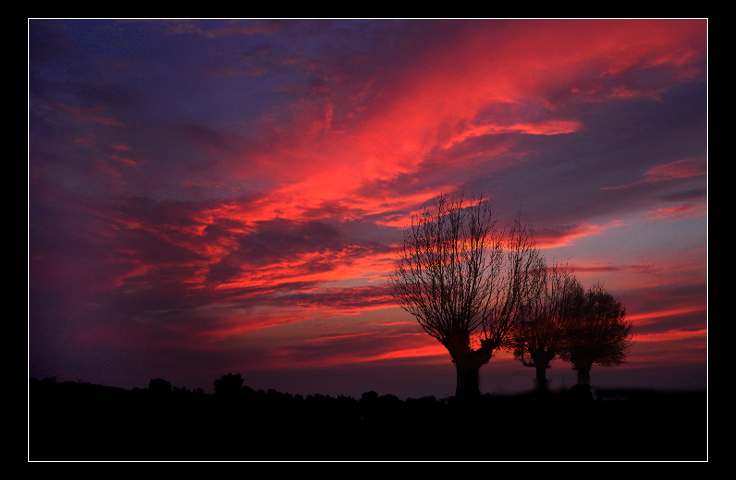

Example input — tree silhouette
[148,378,172,395]
[389,192,543,399]
[558,284,633,387]
[214,373,244,396]
[512,263,583,393]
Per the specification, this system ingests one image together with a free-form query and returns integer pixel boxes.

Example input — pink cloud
[628,307,707,326]
[217,20,707,232]
[603,157,707,191]
[65,106,127,127]
[645,158,708,182]
[29,20,708,395]
[646,203,707,221]
[534,222,609,248]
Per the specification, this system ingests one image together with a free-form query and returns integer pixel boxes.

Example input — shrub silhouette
[148,378,172,395]
[214,372,244,396]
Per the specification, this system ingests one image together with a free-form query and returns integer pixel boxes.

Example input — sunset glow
[29,19,707,398]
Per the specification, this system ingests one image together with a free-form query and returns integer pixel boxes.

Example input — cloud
[273,284,395,312]
[534,222,610,248]
[628,307,707,326]
[603,157,707,191]
[169,123,242,154]
[645,203,707,221]
[64,106,128,127]
[633,328,707,345]
[263,320,442,369]
[159,19,286,38]
[28,20,708,396]
[567,262,659,275]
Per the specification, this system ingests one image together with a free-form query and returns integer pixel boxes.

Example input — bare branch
[389,192,543,390]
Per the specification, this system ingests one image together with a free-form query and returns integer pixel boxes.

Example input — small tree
[512,263,583,393]
[558,284,633,387]
[390,192,543,400]
[148,378,172,395]
[214,373,244,396]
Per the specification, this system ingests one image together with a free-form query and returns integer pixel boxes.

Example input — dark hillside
[29,378,707,461]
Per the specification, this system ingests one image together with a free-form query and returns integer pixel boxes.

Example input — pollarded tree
[389,192,544,400]
[512,263,584,393]
[558,284,633,386]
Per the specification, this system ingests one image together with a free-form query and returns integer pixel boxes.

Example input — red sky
[29,19,707,398]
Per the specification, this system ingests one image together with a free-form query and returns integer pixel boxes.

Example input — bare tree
[389,192,543,400]
[512,263,583,393]
[558,284,633,387]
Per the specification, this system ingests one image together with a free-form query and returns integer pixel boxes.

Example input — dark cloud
[656,188,707,203]
[271,320,427,367]
[204,217,393,287]
[274,285,394,311]
[169,122,243,154]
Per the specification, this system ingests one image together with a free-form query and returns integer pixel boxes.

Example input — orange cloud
[628,306,707,325]
[441,119,583,150]
[633,328,707,343]
[535,222,610,249]
[364,344,448,363]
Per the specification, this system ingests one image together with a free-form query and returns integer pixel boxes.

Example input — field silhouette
[29,377,706,461]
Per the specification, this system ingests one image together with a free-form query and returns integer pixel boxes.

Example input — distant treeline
[29,376,706,461]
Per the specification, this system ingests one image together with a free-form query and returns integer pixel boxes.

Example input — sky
[28,19,707,399]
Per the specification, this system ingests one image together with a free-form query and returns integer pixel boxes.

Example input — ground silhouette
[28,377,706,461]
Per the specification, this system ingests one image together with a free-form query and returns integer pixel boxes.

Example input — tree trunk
[455,361,481,399]
[443,334,497,400]
[577,366,591,386]
[535,364,549,393]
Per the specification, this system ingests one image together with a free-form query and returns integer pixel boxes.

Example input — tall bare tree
[558,284,633,386]
[512,263,583,393]
[389,193,543,399]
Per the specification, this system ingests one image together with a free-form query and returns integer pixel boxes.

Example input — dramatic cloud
[29,19,707,397]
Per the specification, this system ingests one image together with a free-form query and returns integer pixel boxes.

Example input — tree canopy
[512,262,583,391]
[389,192,544,398]
[558,283,633,385]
